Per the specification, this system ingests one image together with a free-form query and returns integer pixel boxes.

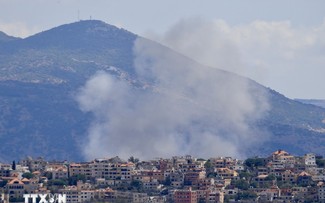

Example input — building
[174,187,198,203]
[19,157,47,172]
[206,189,224,203]
[115,191,149,203]
[4,178,25,200]
[94,187,116,202]
[170,171,184,188]
[184,170,206,185]
[297,171,313,186]
[304,153,317,169]
[318,182,325,203]
[0,164,11,178]
[50,166,69,180]
[69,163,92,179]
[196,178,215,190]
[281,170,296,184]
[60,181,95,203]
[215,168,238,180]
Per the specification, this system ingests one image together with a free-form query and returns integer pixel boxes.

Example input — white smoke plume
[76,20,270,160]
[149,18,325,99]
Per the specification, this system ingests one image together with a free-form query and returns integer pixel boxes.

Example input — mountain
[0,20,324,161]
[295,99,325,109]
[0,20,137,161]
[0,31,20,43]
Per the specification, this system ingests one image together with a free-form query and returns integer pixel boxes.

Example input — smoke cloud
[76,20,270,160]
[148,18,325,99]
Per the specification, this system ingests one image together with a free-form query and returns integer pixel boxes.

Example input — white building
[304,153,317,168]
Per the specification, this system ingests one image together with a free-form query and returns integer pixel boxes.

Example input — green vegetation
[130,180,144,192]
[0,180,7,187]
[22,172,34,179]
[47,179,68,186]
[68,174,86,185]
[236,191,258,200]
[316,155,325,167]
[128,156,139,163]
[244,157,265,168]
[232,179,250,190]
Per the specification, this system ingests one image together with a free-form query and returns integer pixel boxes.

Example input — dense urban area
[1,150,325,203]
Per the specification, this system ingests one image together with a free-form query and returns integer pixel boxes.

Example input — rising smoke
[76,20,270,160]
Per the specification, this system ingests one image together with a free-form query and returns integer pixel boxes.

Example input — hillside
[295,99,325,109]
[0,20,324,161]
[0,31,20,43]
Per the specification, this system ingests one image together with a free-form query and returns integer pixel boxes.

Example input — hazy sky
[1,0,325,99]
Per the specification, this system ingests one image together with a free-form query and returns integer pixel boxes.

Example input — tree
[239,171,253,180]
[163,176,171,186]
[128,156,139,163]
[47,179,68,186]
[265,174,276,181]
[68,174,86,185]
[236,191,257,200]
[204,160,212,169]
[204,160,215,177]
[22,172,34,179]
[160,188,168,195]
[12,160,16,170]
[130,180,143,192]
[316,156,325,167]
[43,171,53,180]
[244,157,264,168]
[198,198,206,203]
[233,179,250,190]
[0,180,7,187]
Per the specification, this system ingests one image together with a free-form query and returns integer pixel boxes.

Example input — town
[1,150,325,203]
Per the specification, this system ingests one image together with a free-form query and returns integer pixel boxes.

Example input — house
[143,179,160,191]
[254,175,271,187]
[206,189,224,203]
[132,174,151,183]
[297,171,313,186]
[0,164,11,178]
[169,171,184,188]
[258,184,281,202]
[139,170,165,182]
[281,170,296,184]
[184,169,206,185]
[215,168,238,180]
[318,182,325,202]
[210,157,235,169]
[270,150,295,169]
[59,181,95,203]
[50,166,69,180]
[196,178,215,190]
[94,187,116,202]
[174,187,197,203]
[115,191,149,203]
[304,153,317,169]
[19,157,47,172]
[69,163,92,179]
[257,167,269,176]
[4,178,25,201]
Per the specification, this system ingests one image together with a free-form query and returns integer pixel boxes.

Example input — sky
[1,0,325,99]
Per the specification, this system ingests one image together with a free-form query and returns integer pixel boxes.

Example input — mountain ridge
[295,99,325,109]
[0,20,324,161]
[0,31,20,43]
